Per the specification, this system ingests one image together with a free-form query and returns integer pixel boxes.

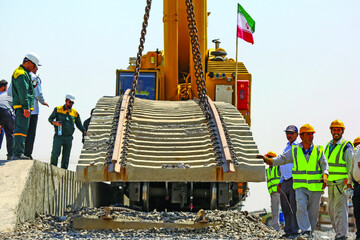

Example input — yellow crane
[77,0,264,211]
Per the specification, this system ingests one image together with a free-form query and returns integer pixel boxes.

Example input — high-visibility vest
[266,166,280,194]
[292,145,323,192]
[325,139,353,181]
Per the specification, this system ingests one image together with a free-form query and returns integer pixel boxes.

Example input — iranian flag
[237,3,255,44]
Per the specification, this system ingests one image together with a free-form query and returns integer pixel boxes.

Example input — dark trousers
[353,181,360,238]
[280,178,299,234]
[0,108,15,157]
[13,109,30,156]
[24,114,38,158]
[50,135,73,169]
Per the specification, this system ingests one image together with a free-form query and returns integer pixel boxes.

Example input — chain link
[127,0,152,121]
[185,0,211,120]
[120,0,152,165]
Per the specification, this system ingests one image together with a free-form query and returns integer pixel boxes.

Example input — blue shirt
[279,139,300,183]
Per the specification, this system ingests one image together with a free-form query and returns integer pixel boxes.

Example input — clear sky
[1,0,360,212]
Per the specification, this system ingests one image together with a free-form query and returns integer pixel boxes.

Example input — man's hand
[344,179,354,190]
[256,155,273,165]
[52,121,62,127]
[83,130,87,136]
[319,173,328,189]
[43,101,49,107]
[358,162,360,169]
[277,183,282,194]
[23,109,30,118]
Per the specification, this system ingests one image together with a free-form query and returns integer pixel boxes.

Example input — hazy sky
[1,0,360,211]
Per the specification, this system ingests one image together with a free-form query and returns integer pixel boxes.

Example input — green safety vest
[266,166,280,195]
[292,145,323,192]
[325,139,353,181]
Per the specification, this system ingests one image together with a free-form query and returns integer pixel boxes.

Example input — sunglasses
[67,99,74,104]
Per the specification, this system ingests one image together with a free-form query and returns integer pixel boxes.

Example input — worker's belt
[331,179,345,184]
[284,177,293,181]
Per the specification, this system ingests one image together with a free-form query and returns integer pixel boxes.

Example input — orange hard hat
[354,137,360,145]
[265,151,277,158]
[330,119,345,130]
[299,124,316,134]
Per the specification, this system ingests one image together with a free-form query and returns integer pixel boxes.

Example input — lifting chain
[120,0,152,165]
[127,0,152,121]
[185,0,211,120]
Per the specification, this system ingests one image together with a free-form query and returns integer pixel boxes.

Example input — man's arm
[14,75,30,109]
[319,149,329,175]
[272,148,294,166]
[75,114,86,133]
[344,143,354,174]
[48,107,57,124]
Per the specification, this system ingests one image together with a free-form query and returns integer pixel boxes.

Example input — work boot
[296,231,312,240]
[335,236,347,240]
[11,154,30,160]
[280,233,291,238]
[24,154,33,160]
[288,233,300,239]
[6,154,12,160]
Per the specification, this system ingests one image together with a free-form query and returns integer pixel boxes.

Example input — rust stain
[216,166,224,181]
[104,165,110,181]
[120,167,128,181]
[84,166,88,181]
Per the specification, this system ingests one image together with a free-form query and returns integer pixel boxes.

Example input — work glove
[343,178,354,191]
[277,183,282,194]
[256,155,273,165]
[319,173,328,189]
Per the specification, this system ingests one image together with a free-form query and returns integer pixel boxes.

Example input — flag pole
[235,20,239,109]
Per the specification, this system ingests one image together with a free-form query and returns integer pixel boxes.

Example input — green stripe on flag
[238,3,255,33]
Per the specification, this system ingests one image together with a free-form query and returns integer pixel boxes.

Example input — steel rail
[110,89,131,173]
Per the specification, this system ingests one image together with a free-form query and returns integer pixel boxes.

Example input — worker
[11,53,39,160]
[82,108,94,143]
[0,79,14,160]
[24,66,49,159]
[325,120,354,240]
[354,137,360,150]
[48,93,86,169]
[349,140,360,240]
[257,124,329,239]
[265,151,281,231]
[277,125,300,238]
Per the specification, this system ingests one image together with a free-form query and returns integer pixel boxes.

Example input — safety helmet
[24,52,41,67]
[265,151,277,158]
[354,137,360,146]
[299,124,316,134]
[330,119,345,130]
[65,93,75,102]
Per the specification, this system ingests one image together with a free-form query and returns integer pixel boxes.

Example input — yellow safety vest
[325,139,353,181]
[266,166,280,195]
[292,145,323,192]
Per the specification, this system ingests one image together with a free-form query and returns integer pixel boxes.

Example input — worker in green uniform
[11,53,40,160]
[48,93,86,169]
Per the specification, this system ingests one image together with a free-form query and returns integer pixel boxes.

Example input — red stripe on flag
[237,26,254,44]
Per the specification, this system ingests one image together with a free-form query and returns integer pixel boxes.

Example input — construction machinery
[77,0,265,211]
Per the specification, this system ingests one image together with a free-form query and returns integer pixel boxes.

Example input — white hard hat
[65,93,75,102]
[25,52,41,67]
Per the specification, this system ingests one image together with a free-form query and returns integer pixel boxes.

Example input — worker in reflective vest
[265,151,281,231]
[350,137,360,240]
[257,124,329,239]
[325,120,354,240]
